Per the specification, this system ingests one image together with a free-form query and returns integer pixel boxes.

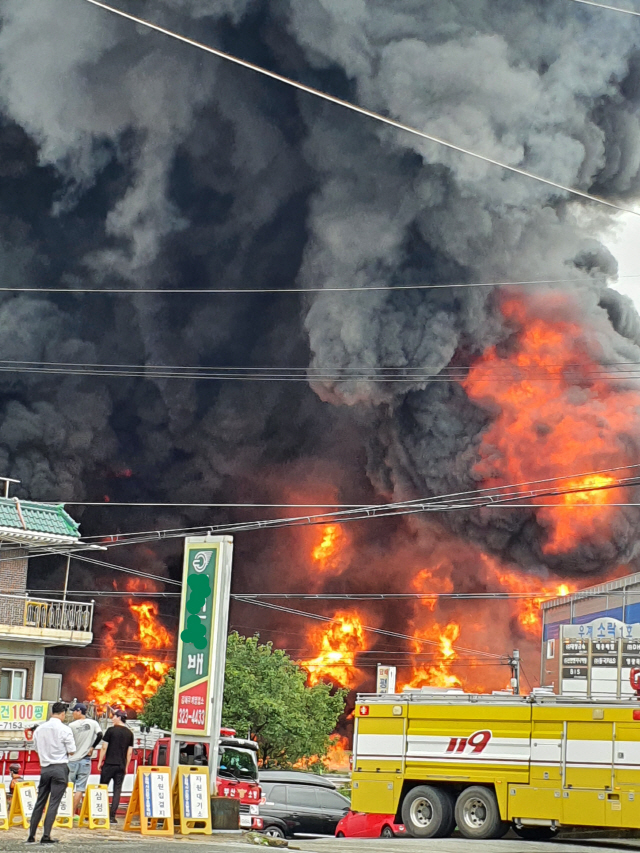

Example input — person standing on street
[97,709,133,824]
[68,704,102,815]
[26,702,75,845]
[8,763,23,803]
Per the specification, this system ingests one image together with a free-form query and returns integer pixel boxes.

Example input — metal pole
[511,649,521,695]
[62,555,71,602]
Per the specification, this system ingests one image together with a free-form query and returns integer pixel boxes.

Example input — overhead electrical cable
[565,0,640,16]
[6,462,638,577]
[81,0,640,218]
[69,553,182,586]
[6,358,640,383]
[2,274,640,294]
[231,592,571,601]
[236,598,505,659]
[74,460,640,547]
[64,502,371,508]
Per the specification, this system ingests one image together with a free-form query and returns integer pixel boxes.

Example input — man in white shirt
[27,702,76,845]
[68,704,102,814]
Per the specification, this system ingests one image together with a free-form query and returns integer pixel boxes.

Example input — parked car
[259,771,350,838]
[336,811,407,838]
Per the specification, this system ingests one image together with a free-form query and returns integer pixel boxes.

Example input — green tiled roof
[0,499,80,539]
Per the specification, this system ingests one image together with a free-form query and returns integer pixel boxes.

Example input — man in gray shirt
[68,704,102,815]
[27,702,76,844]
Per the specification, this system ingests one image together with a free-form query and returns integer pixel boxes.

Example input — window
[266,784,287,804]
[317,789,349,810]
[546,639,556,660]
[287,786,318,808]
[219,747,258,781]
[0,669,26,700]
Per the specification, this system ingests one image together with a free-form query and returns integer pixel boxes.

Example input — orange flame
[412,567,454,611]
[404,622,462,690]
[301,612,366,688]
[463,292,636,554]
[293,734,351,772]
[312,524,346,572]
[88,579,173,712]
[322,735,351,772]
[491,562,576,637]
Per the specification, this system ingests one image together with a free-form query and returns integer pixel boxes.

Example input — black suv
[259,771,350,838]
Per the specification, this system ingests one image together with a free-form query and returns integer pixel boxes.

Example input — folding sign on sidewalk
[172,766,212,835]
[8,781,37,828]
[124,766,174,836]
[78,785,110,830]
[0,787,7,830]
[52,783,74,829]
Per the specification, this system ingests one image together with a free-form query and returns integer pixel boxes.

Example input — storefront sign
[172,537,234,737]
[0,701,47,730]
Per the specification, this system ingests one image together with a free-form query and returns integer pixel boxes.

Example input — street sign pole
[170,535,234,795]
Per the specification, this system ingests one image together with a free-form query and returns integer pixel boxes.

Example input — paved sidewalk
[0,827,639,852]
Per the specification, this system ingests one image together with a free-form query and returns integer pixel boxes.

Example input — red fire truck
[1,720,262,830]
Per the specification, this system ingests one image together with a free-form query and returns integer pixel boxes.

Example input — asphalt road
[0,827,640,853]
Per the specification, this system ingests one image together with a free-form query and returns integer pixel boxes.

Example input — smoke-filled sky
[2,0,640,665]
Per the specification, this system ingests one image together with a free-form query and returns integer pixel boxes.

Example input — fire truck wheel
[513,825,558,841]
[401,785,455,838]
[454,786,503,840]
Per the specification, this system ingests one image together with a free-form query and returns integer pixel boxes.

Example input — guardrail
[0,594,93,632]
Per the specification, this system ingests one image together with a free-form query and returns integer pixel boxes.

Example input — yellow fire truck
[352,688,640,840]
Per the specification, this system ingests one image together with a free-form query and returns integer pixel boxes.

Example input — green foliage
[223,633,347,768]
[138,635,347,769]
[138,668,175,730]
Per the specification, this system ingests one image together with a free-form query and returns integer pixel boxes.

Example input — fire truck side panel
[406,703,530,790]
[353,695,640,834]
[613,723,640,786]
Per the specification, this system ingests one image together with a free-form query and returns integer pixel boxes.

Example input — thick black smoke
[0,0,639,597]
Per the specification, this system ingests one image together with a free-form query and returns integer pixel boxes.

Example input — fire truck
[352,687,640,840]
[0,712,262,830]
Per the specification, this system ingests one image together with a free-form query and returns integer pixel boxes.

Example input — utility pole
[510,649,521,695]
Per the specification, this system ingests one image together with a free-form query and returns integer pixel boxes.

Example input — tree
[138,635,347,768]
[223,633,347,768]
[138,668,175,730]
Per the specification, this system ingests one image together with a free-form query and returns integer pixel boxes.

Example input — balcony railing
[0,594,93,633]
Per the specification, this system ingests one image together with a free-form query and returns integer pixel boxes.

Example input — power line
[82,466,640,545]
[5,354,640,383]
[566,0,640,17]
[8,461,638,586]
[237,598,506,660]
[70,553,181,586]
[64,502,369,508]
[30,589,181,597]
[232,592,568,600]
[81,0,640,218]
[55,461,640,559]
[2,274,639,294]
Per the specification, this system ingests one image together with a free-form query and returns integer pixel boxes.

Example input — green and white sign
[172,537,234,737]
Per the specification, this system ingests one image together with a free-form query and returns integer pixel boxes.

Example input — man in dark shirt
[97,710,133,824]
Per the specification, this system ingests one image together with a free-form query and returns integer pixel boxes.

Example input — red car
[336,811,406,838]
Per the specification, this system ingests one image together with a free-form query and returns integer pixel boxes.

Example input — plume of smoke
[0,0,638,586]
